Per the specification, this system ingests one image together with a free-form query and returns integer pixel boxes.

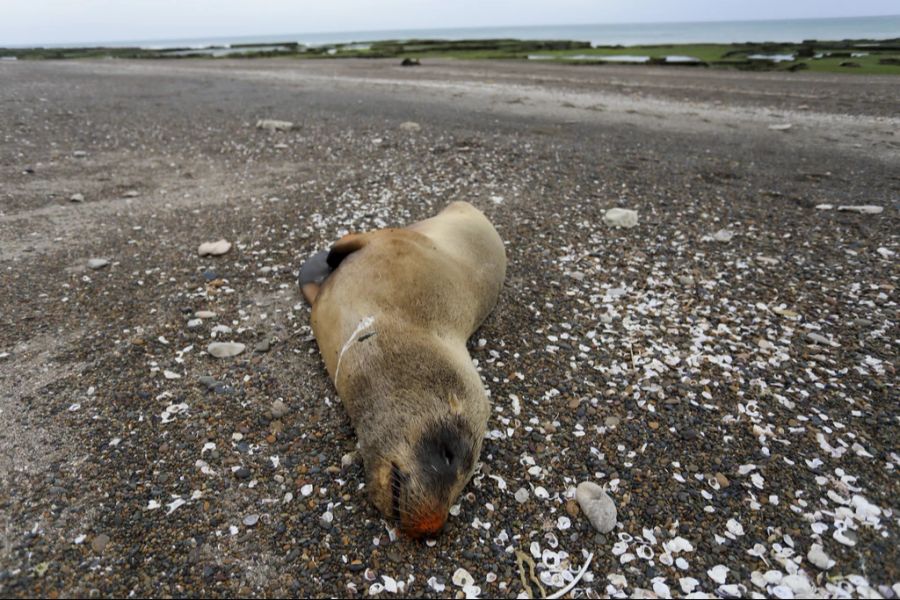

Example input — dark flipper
[298,233,371,305]
[298,249,332,304]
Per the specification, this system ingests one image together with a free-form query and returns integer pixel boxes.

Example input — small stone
[207,342,245,358]
[186,319,203,329]
[768,123,793,131]
[710,229,734,243]
[73,150,88,157]
[514,488,530,503]
[837,205,883,214]
[243,514,259,527]
[575,481,617,533]
[198,375,218,389]
[256,119,294,131]
[806,332,838,347]
[234,466,251,480]
[69,193,84,202]
[602,208,638,229]
[87,258,109,270]
[320,511,334,528]
[91,534,109,554]
[605,416,621,428]
[565,499,580,517]
[399,121,421,132]
[715,473,730,488]
[270,400,289,419]
[815,203,834,210]
[254,338,272,353]
[198,239,231,256]
[122,190,139,198]
[807,544,835,570]
[195,310,217,319]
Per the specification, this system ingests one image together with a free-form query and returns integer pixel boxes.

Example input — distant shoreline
[3,36,899,75]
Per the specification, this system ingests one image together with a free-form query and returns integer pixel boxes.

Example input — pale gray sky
[3,0,898,46]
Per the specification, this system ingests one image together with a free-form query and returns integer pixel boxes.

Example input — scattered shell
[70,193,84,202]
[399,121,422,132]
[575,481,617,533]
[769,123,793,131]
[837,205,883,214]
[807,543,835,570]
[243,514,259,527]
[87,258,109,270]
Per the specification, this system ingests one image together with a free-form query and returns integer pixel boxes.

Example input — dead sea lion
[298,201,506,537]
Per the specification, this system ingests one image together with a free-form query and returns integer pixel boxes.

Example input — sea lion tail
[298,232,371,304]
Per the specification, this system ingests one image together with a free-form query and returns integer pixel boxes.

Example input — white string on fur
[334,315,375,381]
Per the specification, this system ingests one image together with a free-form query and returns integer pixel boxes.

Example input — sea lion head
[344,343,489,538]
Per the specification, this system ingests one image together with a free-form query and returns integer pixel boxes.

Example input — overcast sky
[3,0,898,46]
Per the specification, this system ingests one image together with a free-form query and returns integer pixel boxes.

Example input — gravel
[0,58,896,598]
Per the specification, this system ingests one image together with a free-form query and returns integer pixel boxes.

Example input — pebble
[198,239,232,256]
[207,342,245,358]
[837,205,883,214]
[198,375,218,389]
[254,338,272,353]
[806,332,838,347]
[399,121,422,132]
[815,203,834,210]
[514,488,530,503]
[711,229,735,243]
[270,399,289,419]
[234,466,251,480]
[186,318,203,329]
[243,514,259,527]
[87,258,109,270]
[195,310,217,319]
[602,208,639,229]
[768,123,793,131]
[69,193,84,202]
[575,481,617,533]
[256,119,294,131]
[91,534,109,554]
[73,150,88,157]
[122,190,139,198]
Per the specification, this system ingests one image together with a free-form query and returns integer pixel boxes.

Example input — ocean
[28,15,900,49]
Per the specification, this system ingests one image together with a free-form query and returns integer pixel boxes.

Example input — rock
[768,123,793,131]
[186,318,203,329]
[212,324,232,335]
[837,205,883,214]
[69,193,84,202]
[514,488,530,503]
[270,399,290,419]
[401,58,420,66]
[91,534,109,554]
[877,247,895,258]
[807,544,835,570]
[815,204,834,210]
[806,332,838,347]
[602,208,638,229]
[207,342,245,358]
[195,310,217,319]
[198,375,218,389]
[122,190,139,198]
[198,239,232,256]
[575,481,617,533]
[714,472,730,488]
[399,121,421,132]
[256,119,294,131]
[87,258,109,270]
[73,150,88,158]
[243,514,259,527]
[710,229,734,243]
[234,466,251,480]
[254,338,272,353]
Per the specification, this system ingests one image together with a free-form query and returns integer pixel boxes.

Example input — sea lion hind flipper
[298,249,332,304]
[327,232,370,269]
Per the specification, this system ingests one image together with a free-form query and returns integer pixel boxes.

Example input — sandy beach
[0,58,897,597]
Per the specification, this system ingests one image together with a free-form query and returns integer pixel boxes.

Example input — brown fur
[305,201,506,536]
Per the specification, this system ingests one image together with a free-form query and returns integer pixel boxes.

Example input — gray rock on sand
[602,208,638,229]
[87,258,109,270]
[270,399,289,419]
[91,533,109,554]
[837,205,883,214]
[207,342,245,358]
[256,119,294,131]
[195,310,217,319]
[198,239,231,256]
[710,229,735,243]
[70,193,84,202]
[399,121,422,132]
[576,481,617,533]
[768,123,793,131]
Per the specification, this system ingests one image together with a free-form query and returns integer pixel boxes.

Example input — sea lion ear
[327,232,371,269]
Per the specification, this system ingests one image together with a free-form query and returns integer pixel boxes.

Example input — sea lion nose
[403,510,448,539]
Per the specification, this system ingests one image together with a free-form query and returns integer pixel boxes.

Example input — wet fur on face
[339,329,489,537]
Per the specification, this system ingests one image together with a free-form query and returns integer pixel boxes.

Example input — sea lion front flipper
[327,232,371,269]
[298,249,332,304]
